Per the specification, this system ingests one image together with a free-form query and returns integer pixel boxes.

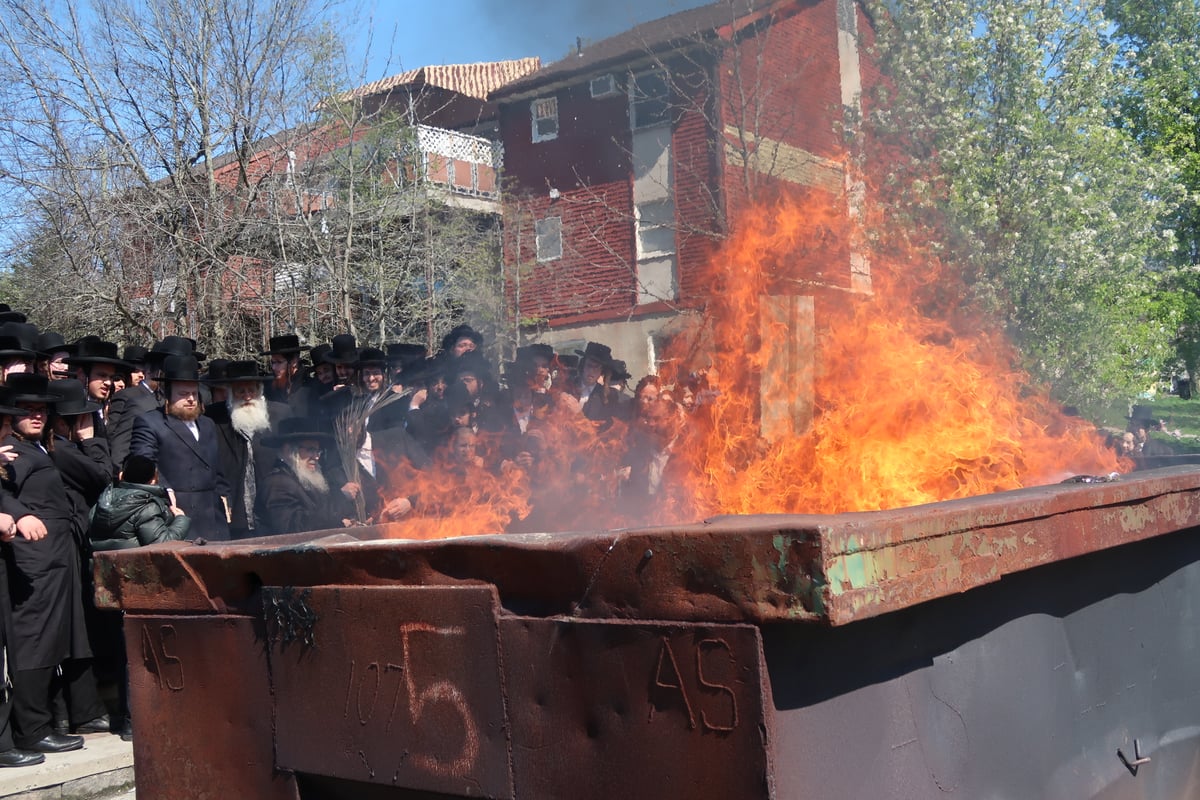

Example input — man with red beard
[207,361,290,539]
[130,355,231,540]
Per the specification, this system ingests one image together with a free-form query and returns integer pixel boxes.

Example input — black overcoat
[0,435,91,669]
[130,408,231,540]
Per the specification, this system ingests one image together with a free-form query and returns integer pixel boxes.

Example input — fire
[378,190,1122,537]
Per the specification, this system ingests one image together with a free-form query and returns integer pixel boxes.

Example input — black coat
[131,409,231,540]
[261,460,354,535]
[49,435,112,550]
[106,383,160,475]
[1,435,92,669]
[209,401,292,536]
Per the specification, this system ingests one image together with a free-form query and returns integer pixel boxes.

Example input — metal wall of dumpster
[96,465,1200,799]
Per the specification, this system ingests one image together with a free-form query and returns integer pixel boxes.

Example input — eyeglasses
[297,445,324,459]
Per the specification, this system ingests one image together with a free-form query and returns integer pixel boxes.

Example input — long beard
[231,395,271,437]
[288,451,329,494]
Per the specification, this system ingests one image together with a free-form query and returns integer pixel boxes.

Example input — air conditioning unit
[590,74,618,98]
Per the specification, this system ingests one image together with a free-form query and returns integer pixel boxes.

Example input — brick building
[493,0,878,393]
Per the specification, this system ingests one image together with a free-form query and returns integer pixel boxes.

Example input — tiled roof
[343,58,543,103]
[490,0,788,100]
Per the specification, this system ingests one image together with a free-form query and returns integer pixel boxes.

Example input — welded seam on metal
[570,536,621,617]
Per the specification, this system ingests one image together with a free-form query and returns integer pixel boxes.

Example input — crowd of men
[0,307,710,767]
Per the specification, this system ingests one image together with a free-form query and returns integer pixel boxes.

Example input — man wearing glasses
[260,418,355,535]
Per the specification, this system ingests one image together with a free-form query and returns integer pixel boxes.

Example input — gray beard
[288,451,329,494]
[231,396,271,438]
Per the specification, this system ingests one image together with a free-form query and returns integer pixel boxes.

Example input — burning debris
[375,193,1123,540]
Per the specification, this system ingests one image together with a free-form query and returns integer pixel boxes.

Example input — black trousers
[13,661,104,747]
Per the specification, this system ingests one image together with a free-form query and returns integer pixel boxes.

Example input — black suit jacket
[130,408,230,540]
[107,383,160,475]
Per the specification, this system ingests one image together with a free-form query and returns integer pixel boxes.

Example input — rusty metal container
[95,465,1200,799]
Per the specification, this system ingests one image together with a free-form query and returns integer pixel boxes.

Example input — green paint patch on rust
[754,533,824,618]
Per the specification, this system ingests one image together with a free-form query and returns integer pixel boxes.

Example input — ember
[380,193,1122,538]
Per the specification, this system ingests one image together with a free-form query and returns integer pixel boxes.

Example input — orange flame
[379,190,1122,537]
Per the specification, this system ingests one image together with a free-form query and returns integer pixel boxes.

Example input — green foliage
[866,0,1186,414]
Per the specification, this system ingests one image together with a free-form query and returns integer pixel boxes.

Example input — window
[630,70,670,129]
[535,217,562,262]
[590,74,618,98]
[531,97,559,142]
[636,199,675,258]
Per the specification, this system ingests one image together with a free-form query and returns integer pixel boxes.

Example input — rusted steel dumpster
[95,465,1200,799]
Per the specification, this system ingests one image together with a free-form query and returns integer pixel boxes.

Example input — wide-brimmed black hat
[450,350,493,382]
[0,322,39,360]
[261,416,336,449]
[306,344,331,374]
[516,343,555,363]
[0,387,29,417]
[149,336,205,364]
[159,355,205,383]
[575,341,615,371]
[0,310,27,324]
[440,324,483,353]
[261,334,310,356]
[557,354,580,371]
[46,379,102,416]
[356,347,387,368]
[6,373,59,404]
[322,334,358,366]
[202,358,231,383]
[68,336,133,369]
[386,342,427,365]
[221,360,273,382]
[122,345,149,367]
[36,331,74,357]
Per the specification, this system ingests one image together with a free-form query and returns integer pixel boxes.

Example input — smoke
[478,0,709,61]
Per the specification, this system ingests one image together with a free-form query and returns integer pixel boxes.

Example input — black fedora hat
[0,322,39,360]
[261,334,310,356]
[46,379,102,416]
[202,358,231,383]
[516,343,555,363]
[0,310,27,324]
[322,334,358,366]
[68,336,132,369]
[159,355,205,383]
[149,336,206,364]
[356,347,387,368]
[609,359,632,382]
[575,341,615,370]
[386,342,427,365]
[261,416,336,449]
[6,373,59,404]
[306,344,331,373]
[222,360,273,382]
[122,345,149,367]
[450,350,493,381]
[440,324,483,353]
[36,331,74,357]
[0,387,29,418]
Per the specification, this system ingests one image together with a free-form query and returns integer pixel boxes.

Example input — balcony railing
[413,124,503,199]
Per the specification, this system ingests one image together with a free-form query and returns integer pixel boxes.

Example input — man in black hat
[0,323,37,383]
[106,337,194,475]
[34,333,73,381]
[207,361,290,539]
[130,355,231,540]
[439,324,484,360]
[67,337,132,439]
[260,418,354,534]
[261,335,310,407]
[2,375,106,753]
[575,341,623,422]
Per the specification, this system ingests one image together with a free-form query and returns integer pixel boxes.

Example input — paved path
[0,733,133,799]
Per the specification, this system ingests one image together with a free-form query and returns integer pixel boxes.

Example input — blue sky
[347,0,709,84]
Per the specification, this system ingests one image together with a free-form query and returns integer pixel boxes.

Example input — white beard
[231,395,271,438]
[288,451,329,494]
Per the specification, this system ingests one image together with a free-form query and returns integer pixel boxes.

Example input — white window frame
[531,96,559,142]
[635,198,676,260]
[629,69,670,130]
[535,216,563,262]
[590,74,618,98]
